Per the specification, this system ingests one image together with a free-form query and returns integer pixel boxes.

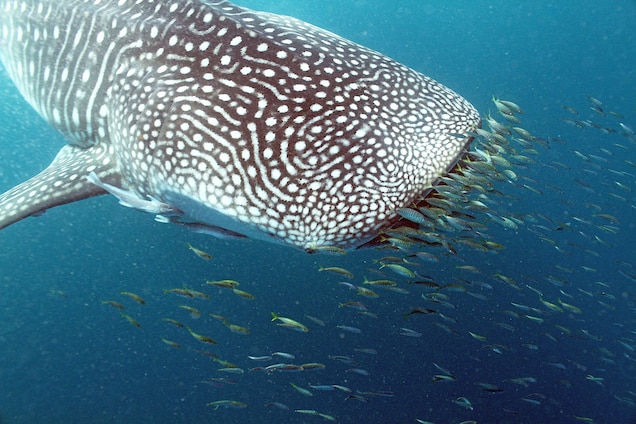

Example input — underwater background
[0,1,635,423]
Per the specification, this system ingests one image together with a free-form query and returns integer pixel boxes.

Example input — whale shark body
[0,0,480,250]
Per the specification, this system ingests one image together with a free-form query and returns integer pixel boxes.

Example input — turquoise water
[0,1,635,423]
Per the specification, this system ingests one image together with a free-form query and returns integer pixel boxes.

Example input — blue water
[1,1,635,423]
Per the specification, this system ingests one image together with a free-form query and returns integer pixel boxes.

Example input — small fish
[505,377,536,387]
[512,126,533,140]
[206,279,240,289]
[328,355,356,365]
[617,122,633,134]
[526,285,544,296]
[308,245,347,255]
[547,362,567,370]
[539,297,564,313]
[432,374,457,383]
[248,355,273,361]
[586,96,603,106]
[186,243,213,260]
[452,397,473,410]
[218,368,245,374]
[120,291,145,305]
[494,273,516,285]
[441,283,467,293]
[319,412,336,421]
[483,344,505,354]
[206,400,247,410]
[265,363,304,373]
[585,375,604,386]
[431,363,451,375]
[161,337,181,349]
[336,325,361,334]
[271,352,296,360]
[163,288,195,298]
[466,292,488,301]
[354,348,378,355]
[120,313,141,328]
[363,278,398,287]
[345,368,370,376]
[223,322,250,335]
[558,298,582,314]
[544,333,558,342]
[300,362,326,371]
[304,314,326,326]
[524,314,544,323]
[412,251,440,262]
[445,215,475,231]
[476,382,503,393]
[358,390,395,397]
[593,213,619,223]
[162,318,185,328]
[379,262,416,278]
[203,377,238,387]
[85,172,179,215]
[232,288,255,300]
[399,327,422,337]
[265,402,290,410]
[495,322,515,332]
[346,394,369,402]
[616,339,635,352]
[101,300,125,310]
[405,307,437,317]
[271,312,309,332]
[338,281,357,291]
[290,382,313,396]
[562,105,579,115]
[580,329,601,341]
[319,266,354,279]
[186,326,217,344]
[456,265,481,273]
[468,332,488,342]
[185,289,210,300]
[396,207,430,225]
[294,409,336,421]
[499,99,523,114]
[50,289,68,298]
[309,384,335,391]
[339,301,369,312]
[485,115,510,135]
[356,286,379,298]
[411,279,442,289]
[493,97,514,115]
[178,305,202,318]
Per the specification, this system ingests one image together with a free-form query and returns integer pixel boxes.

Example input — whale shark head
[0,0,480,250]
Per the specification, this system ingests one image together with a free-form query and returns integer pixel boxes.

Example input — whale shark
[0,0,480,250]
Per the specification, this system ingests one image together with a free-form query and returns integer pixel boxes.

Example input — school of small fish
[96,96,635,423]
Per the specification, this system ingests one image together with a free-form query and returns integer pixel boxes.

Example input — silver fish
[0,0,480,249]
[85,172,180,215]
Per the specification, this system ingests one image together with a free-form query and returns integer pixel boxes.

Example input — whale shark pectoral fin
[0,144,118,230]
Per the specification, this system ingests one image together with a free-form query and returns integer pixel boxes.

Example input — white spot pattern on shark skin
[0,0,479,249]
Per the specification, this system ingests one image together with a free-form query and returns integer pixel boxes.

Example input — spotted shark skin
[0,0,480,250]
